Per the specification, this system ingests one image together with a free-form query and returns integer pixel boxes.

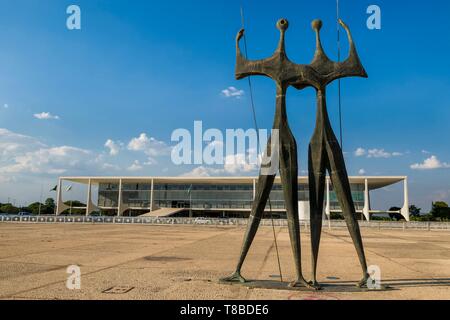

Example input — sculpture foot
[308,280,322,290]
[356,274,369,288]
[220,271,247,283]
[289,278,317,290]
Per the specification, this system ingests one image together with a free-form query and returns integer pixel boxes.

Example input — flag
[50,185,57,192]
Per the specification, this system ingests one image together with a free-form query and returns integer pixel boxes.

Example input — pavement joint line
[0,260,68,268]
[246,227,288,299]
[2,226,449,299]
[0,227,236,299]
[0,224,225,261]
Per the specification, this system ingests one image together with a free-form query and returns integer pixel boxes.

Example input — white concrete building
[56,176,409,221]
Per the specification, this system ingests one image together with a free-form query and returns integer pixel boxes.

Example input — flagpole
[38,183,43,216]
[188,184,193,218]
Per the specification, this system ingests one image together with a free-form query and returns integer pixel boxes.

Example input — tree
[409,205,421,217]
[45,198,55,208]
[330,212,344,220]
[431,202,450,220]
[44,198,56,215]
[388,206,405,221]
[27,202,43,215]
[62,200,86,215]
[23,198,56,215]
[0,204,20,214]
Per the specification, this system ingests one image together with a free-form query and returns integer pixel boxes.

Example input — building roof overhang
[60,176,406,191]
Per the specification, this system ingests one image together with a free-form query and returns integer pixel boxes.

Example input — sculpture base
[219,279,393,292]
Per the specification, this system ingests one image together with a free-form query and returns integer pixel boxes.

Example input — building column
[85,178,99,216]
[253,179,256,200]
[117,179,123,216]
[86,178,92,216]
[56,178,69,215]
[400,177,410,221]
[325,178,331,218]
[150,178,154,212]
[363,178,370,221]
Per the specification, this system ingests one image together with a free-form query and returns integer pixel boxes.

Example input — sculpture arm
[235,29,271,80]
[325,20,368,84]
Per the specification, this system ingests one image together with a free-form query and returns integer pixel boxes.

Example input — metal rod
[337,0,343,148]
[240,5,283,282]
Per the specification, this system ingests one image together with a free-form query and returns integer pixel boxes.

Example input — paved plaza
[0,223,449,300]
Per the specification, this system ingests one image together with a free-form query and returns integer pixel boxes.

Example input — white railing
[0,215,449,231]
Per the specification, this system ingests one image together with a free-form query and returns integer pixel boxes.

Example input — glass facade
[330,184,365,211]
[97,181,365,212]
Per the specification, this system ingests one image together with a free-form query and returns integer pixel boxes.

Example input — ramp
[139,208,185,217]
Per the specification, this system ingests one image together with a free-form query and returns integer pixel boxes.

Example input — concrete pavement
[0,223,449,300]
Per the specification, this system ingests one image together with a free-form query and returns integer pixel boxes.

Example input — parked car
[194,217,209,224]
[17,212,32,216]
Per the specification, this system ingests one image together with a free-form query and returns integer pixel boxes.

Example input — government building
[55,176,410,221]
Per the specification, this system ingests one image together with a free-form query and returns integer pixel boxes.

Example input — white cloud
[104,139,121,156]
[368,149,393,158]
[0,128,171,181]
[127,133,170,157]
[33,112,60,120]
[0,128,176,204]
[410,155,450,170]
[3,104,8,109]
[0,175,16,183]
[143,157,158,166]
[0,128,45,157]
[182,149,259,177]
[182,166,213,177]
[0,146,91,175]
[355,148,366,157]
[101,163,120,171]
[354,147,403,158]
[422,150,431,154]
[221,86,244,99]
[358,169,366,175]
[223,153,258,174]
[181,166,223,177]
[0,128,120,179]
[127,160,143,172]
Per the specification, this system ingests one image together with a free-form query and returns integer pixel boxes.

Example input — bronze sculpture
[221,18,312,289]
[303,19,369,289]
[222,18,369,289]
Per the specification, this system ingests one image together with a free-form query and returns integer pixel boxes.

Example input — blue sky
[0,0,449,211]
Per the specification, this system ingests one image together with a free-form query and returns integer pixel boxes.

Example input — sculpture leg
[307,139,327,289]
[278,125,312,289]
[325,131,369,287]
[221,166,276,283]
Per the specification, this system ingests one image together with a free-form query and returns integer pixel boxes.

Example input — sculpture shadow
[220,277,450,292]
[219,279,394,292]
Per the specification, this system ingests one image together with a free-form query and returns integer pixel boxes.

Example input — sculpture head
[276,18,289,54]
[277,18,289,31]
